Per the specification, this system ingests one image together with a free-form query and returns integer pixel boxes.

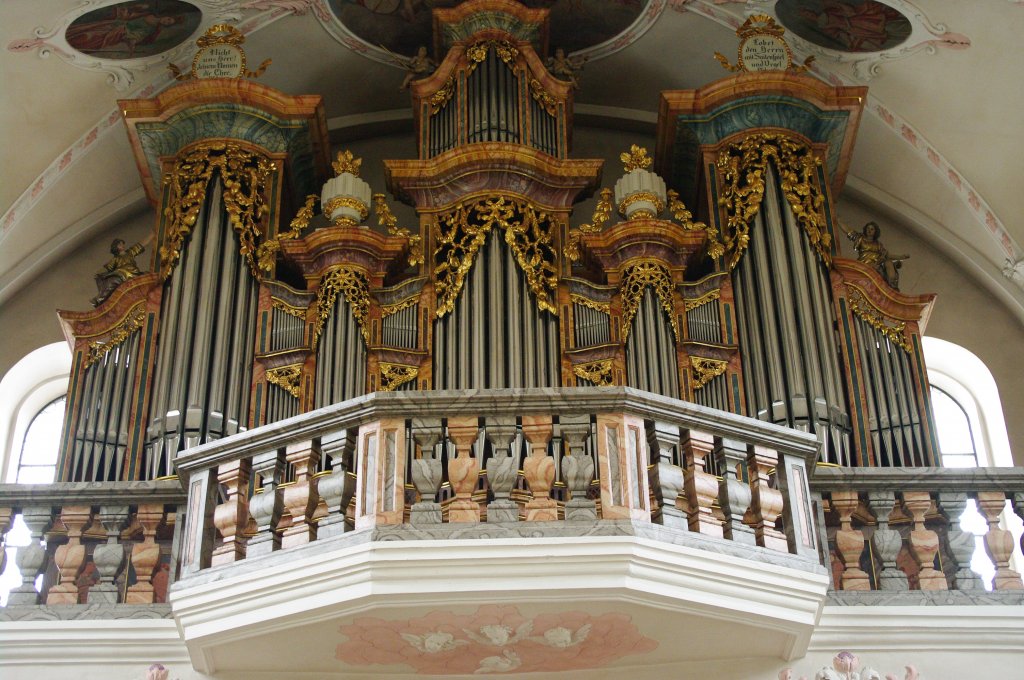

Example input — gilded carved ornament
[381,296,419,318]
[715,133,831,270]
[564,187,613,262]
[168,24,272,82]
[84,305,147,369]
[429,75,457,113]
[271,297,306,320]
[529,78,559,117]
[265,364,302,399]
[373,193,424,267]
[845,286,911,353]
[573,359,613,387]
[616,191,664,220]
[684,289,721,312]
[466,39,519,67]
[666,189,725,260]
[379,362,419,391]
[713,15,813,74]
[690,356,728,390]
[620,144,653,172]
[570,294,610,314]
[160,141,275,280]
[619,260,679,342]
[332,150,362,177]
[314,266,371,345]
[433,195,559,317]
[257,194,317,274]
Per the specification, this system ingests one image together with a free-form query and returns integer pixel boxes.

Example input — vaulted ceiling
[2,0,1022,320]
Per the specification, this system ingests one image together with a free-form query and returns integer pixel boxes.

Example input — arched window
[13,396,66,483]
[929,385,978,468]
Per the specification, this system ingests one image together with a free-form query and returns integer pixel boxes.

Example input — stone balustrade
[812,466,1024,603]
[0,480,185,618]
[173,387,824,578]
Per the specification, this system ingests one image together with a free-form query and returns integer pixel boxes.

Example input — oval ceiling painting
[775,0,912,53]
[328,0,647,57]
[65,0,202,60]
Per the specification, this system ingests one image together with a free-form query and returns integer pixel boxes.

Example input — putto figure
[842,220,908,290]
[91,236,149,307]
[388,45,437,90]
[546,48,588,89]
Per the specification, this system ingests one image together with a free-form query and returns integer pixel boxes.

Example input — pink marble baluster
[522,416,557,522]
[46,505,93,605]
[680,430,722,537]
[978,491,1024,590]
[447,417,481,523]
[832,491,870,591]
[282,440,322,548]
[902,491,947,591]
[745,445,787,551]
[211,458,251,565]
[126,504,165,604]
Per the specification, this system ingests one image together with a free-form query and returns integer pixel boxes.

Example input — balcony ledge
[169,524,829,675]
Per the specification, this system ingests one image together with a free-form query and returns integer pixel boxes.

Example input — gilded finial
[620,145,653,173]
[332,150,362,177]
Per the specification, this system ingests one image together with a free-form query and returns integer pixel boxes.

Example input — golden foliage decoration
[433,195,559,317]
[466,39,519,67]
[564,187,613,262]
[379,362,419,391]
[429,75,456,113]
[373,193,424,266]
[85,305,146,369]
[266,364,302,399]
[257,193,317,273]
[381,296,418,318]
[666,188,726,259]
[160,141,275,280]
[271,297,306,319]
[570,294,610,314]
[619,260,679,341]
[573,359,613,387]
[846,286,910,353]
[620,144,653,172]
[715,133,831,270]
[529,78,559,117]
[314,266,371,345]
[683,289,721,312]
[690,357,728,390]
[332,150,362,177]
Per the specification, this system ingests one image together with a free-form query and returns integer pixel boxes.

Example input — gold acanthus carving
[690,357,728,390]
[573,359,613,387]
[466,39,519,67]
[429,75,456,113]
[85,305,147,369]
[666,189,725,259]
[616,191,665,220]
[684,289,721,312]
[529,78,559,117]
[314,266,371,345]
[373,193,424,266]
[379,363,419,391]
[564,187,613,262]
[715,133,831,270]
[619,260,679,342]
[257,194,317,273]
[161,141,275,280]
[846,286,911,353]
[332,150,362,177]
[324,196,369,224]
[620,144,653,172]
[381,296,418,318]
[266,364,302,399]
[433,195,559,318]
[271,297,306,319]
[570,294,610,314]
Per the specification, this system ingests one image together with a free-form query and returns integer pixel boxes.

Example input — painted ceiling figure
[66,4,186,59]
[796,0,907,52]
[842,220,909,290]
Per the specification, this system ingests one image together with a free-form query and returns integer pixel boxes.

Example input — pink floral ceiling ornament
[779,650,920,680]
[335,604,658,675]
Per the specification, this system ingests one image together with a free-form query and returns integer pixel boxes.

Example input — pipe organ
[55,2,940,483]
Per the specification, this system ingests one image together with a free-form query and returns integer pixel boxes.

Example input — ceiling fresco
[774,0,912,54]
[327,0,648,57]
[64,0,201,60]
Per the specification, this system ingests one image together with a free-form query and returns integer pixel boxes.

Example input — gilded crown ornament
[615,145,666,220]
[322,150,371,227]
[620,144,653,172]
[332,150,362,177]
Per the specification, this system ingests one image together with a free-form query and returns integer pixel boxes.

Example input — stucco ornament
[146,663,170,680]
[779,651,920,680]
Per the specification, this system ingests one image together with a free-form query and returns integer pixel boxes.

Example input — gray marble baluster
[645,420,687,529]
[937,492,984,591]
[247,450,286,556]
[8,507,53,605]
[89,505,129,604]
[866,491,909,591]
[318,430,357,538]
[560,415,597,522]
[484,417,520,523]
[410,419,444,525]
[714,438,756,545]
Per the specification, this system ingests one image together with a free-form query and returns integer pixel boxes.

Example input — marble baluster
[484,417,520,523]
[447,417,481,522]
[1015,493,1024,564]
[681,429,723,537]
[319,430,357,538]
[410,419,444,525]
[866,491,909,591]
[522,416,557,521]
[247,450,286,557]
[561,415,597,522]
[935,492,983,591]
[8,507,53,605]
[832,491,870,591]
[88,505,129,604]
[977,491,1023,590]
[0,508,11,577]
[646,420,686,529]
[282,440,322,547]
[46,505,93,605]
[126,504,165,604]
[745,445,786,550]
[211,458,251,565]
[714,439,756,545]
[902,491,947,590]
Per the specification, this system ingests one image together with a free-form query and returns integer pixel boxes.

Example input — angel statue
[841,221,909,290]
[546,48,588,89]
[383,45,438,90]
[91,233,153,307]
